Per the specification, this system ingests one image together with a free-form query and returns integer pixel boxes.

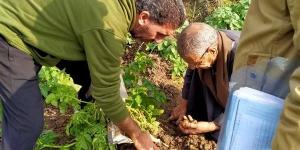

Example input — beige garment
[231,0,300,149]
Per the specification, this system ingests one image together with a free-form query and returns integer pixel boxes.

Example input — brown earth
[44,106,74,145]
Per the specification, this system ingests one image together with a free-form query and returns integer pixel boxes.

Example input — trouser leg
[0,37,44,150]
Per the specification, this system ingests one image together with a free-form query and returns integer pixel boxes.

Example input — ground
[44,106,74,145]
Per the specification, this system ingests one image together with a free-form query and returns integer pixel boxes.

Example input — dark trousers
[186,70,224,141]
[0,37,44,150]
[0,37,92,149]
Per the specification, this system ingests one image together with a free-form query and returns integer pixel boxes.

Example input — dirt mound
[44,106,74,145]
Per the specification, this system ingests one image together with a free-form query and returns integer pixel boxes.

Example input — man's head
[177,23,218,69]
[131,0,186,43]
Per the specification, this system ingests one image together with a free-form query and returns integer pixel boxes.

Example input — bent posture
[0,0,185,149]
[170,23,239,140]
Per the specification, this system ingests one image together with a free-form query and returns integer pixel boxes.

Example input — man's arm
[117,116,157,149]
[80,29,157,149]
[80,29,129,123]
[272,0,300,149]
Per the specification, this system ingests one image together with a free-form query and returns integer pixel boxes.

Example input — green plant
[146,38,187,78]
[66,104,115,150]
[125,80,165,134]
[38,67,113,149]
[35,130,75,150]
[127,106,161,134]
[205,0,250,30]
[127,79,166,108]
[36,104,113,150]
[123,52,167,134]
[126,33,135,45]
[123,52,153,88]
[39,67,81,113]
[35,130,58,149]
[126,79,166,134]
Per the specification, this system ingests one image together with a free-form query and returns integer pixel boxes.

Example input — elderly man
[169,23,240,140]
[0,0,185,149]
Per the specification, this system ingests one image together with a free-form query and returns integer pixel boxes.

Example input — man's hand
[132,131,158,150]
[178,115,219,134]
[169,98,188,124]
[116,116,158,150]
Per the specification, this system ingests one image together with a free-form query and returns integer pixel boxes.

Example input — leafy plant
[35,97,113,150]
[126,33,135,45]
[127,79,166,108]
[123,52,153,88]
[35,130,75,150]
[146,38,187,78]
[38,67,113,149]
[125,79,165,134]
[123,52,167,134]
[205,0,250,30]
[66,104,114,150]
[39,66,81,113]
[125,79,166,134]
[127,106,161,134]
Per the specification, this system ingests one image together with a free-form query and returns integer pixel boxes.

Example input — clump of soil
[122,41,147,65]
[44,106,74,145]
[185,135,217,150]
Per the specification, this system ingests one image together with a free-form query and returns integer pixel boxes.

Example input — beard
[130,25,153,42]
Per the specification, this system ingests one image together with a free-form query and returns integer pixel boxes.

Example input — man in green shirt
[0,0,186,149]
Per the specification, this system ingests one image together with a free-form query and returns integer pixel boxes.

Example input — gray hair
[136,0,186,28]
[177,23,218,58]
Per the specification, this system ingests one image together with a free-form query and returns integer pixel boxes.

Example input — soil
[44,106,74,145]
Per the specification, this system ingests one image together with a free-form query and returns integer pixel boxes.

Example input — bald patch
[177,23,218,60]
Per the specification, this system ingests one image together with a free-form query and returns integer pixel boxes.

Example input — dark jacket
[181,30,240,140]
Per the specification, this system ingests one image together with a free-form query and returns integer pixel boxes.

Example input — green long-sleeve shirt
[0,0,136,123]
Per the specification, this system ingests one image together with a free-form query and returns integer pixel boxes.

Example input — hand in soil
[133,131,159,150]
[178,115,220,134]
[117,116,158,150]
[169,98,187,124]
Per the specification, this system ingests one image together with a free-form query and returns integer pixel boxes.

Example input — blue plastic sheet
[217,87,284,150]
